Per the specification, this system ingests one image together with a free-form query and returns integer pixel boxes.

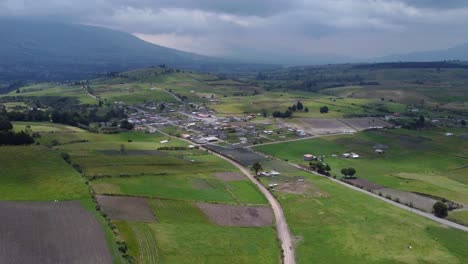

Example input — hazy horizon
[2,0,468,64]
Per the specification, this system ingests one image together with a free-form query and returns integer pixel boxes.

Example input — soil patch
[214,172,245,181]
[0,201,112,264]
[276,178,327,197]
[338,117,393,131]
[204,144,267,166]
[96,195,157,222]
[295,118,355,134]
[196,203,273,227]
[376,188,438,213]
[343,178,385,191]
[99,150,167,156]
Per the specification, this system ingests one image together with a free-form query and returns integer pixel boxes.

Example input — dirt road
[152,125,296,264]
[210,151,296,264]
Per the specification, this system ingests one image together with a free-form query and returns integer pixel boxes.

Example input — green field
[448,210,468,226]
[255,128,468,204]
[116,199,279,264]
[0,145,88,201]
[255,158,468,263]
[25,122,277,263]
[0,123,124,262]
[6,84,98,105]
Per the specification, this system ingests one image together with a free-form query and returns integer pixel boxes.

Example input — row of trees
[0,116,34,145]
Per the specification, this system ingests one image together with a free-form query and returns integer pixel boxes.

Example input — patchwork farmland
[20,122,280,263]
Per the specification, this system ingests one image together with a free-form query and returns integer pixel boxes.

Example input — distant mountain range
[374,43,468,63]
[1,17,468,82]
[0,18,274,81]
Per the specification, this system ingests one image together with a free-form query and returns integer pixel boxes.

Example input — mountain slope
[375,43,468,62]
[0,18,273,81]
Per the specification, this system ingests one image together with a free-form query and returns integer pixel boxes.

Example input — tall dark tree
[433,202,448,218]
[320,106,329,113]
[296,101,304,111]
[251,162,263,175]
[0,117,13,131]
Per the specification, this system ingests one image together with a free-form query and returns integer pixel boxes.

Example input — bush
[433,201,448,218]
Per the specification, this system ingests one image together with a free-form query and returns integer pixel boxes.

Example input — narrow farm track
[151,126,296,264]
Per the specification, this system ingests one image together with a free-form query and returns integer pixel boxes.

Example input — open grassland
[255,128,468,204]
[257,158,468,263]
[212,91,406,118]
[91,83,179,104]
[115,199,279,264]
[6,83,98,105]
[0,146,88,201]
[448,210,468,226]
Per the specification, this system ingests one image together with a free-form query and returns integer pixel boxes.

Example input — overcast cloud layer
[2,0,468,63]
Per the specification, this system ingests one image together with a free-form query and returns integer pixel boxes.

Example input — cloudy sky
[2,0,468,63]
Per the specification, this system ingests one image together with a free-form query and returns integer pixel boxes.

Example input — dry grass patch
[96,195,157,222]
[196,203,273,227]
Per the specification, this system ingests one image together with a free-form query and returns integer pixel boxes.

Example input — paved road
[289,163,468,232]
[151,125,296,264]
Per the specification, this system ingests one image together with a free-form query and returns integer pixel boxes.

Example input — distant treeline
[0,115,34,145]
[1,95,127,127]
[353,62,468,69]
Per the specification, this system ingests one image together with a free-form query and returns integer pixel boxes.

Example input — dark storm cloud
[1,0,468,61]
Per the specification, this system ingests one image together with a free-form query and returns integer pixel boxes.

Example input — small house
[342,153,351,158]
[375,149,384,154]
[160,140,169,144]
[181,134,192,139]
[303,154,315,161]
[270,170,281,176]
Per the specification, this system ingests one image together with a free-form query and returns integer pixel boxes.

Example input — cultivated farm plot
[343,178,439,212]
[197,203,274,227]
[204,143,267,166]
[0,201,112,264]
[214,172,246,181]
[96,195,157,222]
[338,117,393,131]
[293,118,355,134]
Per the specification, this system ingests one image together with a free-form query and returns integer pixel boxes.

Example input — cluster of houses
[342,152,360,159]
[258,170,281,177]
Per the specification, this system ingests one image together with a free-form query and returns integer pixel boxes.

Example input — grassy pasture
[7,84,98,105]
[448,210,468,226]
[116,199,280,264]
[0,146,88,201]
[28,122,268,204]
[255,128,468,204]
[91,83,179,104]
[256,158,468,263]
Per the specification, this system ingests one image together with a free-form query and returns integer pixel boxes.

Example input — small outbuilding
[303,154,316,161]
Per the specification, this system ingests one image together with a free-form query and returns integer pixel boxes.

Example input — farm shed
[303,154,316,161]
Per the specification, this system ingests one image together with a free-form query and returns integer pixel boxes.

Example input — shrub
[433,201,448,218]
